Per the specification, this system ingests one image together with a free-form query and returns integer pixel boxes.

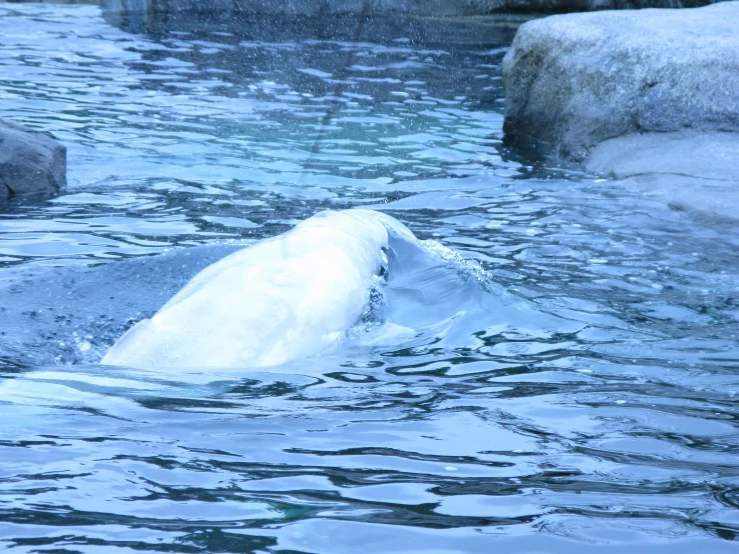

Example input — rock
[503,2,739,161]
[102,0,493,17]
[503,3,739,224]
[481,0,720,12]
[586,131,739,181]
[102,0,724,16]
[585,131,739,223]
[0,119,66,199]
[102,0,530,39]
[609,172,739,224]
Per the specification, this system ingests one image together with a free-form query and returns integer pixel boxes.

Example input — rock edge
[0,119,66,200]
[503,1,739,162]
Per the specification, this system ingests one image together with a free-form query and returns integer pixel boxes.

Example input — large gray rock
[101,0,723,17]
[503,1,739,161]
[0,119,66,200]
[102,0,498,17]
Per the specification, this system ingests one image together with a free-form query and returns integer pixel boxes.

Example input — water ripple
[0,3,738,553]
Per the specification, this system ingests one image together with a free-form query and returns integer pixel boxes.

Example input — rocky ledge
[0,119,66,201]
[503,1,739,221]
[102,0,723,15]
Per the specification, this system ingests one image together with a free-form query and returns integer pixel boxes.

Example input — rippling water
[1,3,738,553]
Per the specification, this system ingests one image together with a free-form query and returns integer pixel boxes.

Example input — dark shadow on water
[0,243,242,365]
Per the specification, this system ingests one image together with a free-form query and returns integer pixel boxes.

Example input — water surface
[0,3,738,553]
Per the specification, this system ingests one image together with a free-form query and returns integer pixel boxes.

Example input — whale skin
[100,209,394,369]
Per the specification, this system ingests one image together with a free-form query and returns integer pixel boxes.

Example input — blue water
[1,3,738,553]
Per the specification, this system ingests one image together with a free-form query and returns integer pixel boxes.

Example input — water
[1,3,738,553]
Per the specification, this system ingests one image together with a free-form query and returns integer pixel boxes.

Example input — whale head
[100,209,398,370]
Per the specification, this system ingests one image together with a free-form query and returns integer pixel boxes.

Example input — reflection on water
[0,3,738,553]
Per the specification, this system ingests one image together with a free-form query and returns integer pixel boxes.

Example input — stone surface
[484,0,718,11]
[503,1,739,161]
[102,0,496,17]
[100,0,723,16]
[102,2,526,44]
[0,119,66,199]
[586,131,739,180]
[585,131,739,222]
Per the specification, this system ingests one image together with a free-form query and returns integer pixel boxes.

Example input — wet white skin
[101,209,398,369]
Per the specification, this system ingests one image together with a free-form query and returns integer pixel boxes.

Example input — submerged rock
[586,132,739,222]
[0,119,66,200]
[586,132,739,182]
[503,1,739,161]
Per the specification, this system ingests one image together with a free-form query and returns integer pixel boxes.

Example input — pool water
[0,3,738,553]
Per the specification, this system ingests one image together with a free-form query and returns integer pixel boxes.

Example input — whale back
[101,209,390,369]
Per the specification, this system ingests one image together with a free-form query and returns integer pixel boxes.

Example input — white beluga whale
[101,209,409,370]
